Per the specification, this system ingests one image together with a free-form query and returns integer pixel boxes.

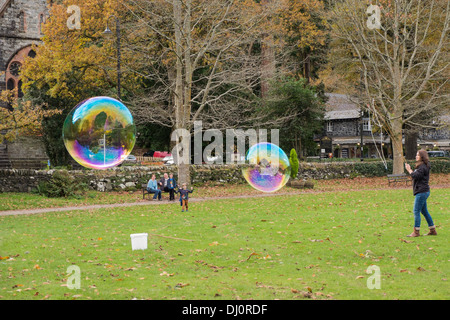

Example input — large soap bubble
[63,96,136,169]
[242,142,291,192]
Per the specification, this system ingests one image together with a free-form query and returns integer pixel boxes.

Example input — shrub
[429,159,450,173]
[352,161,392,177]
[289,149,299,179]
[41,170,88,198]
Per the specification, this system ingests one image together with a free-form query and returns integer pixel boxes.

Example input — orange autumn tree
[259,0,329,95]
[20,0,142,165]
[21,0,139,103]
[0,89,61,143]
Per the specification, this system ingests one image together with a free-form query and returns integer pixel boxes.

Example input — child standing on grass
[168,173,177,201]
[176,183,194,212]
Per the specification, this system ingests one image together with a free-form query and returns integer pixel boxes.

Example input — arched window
[39,13,45,34]
[17,80,23,98]
[6,78,15,91]
[8,61,21,77]
[18,11,26,32]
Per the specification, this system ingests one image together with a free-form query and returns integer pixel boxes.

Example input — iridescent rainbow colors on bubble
[62,97,136,169]
[242,142,291,193]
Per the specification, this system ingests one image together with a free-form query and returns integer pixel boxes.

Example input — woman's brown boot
[407,228,420,237]
[425,226,437,236]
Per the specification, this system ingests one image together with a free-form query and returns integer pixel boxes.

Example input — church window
[18,11,26,32]
[6,78,15,91]
[9,62,21,77]
[39,13,45,34]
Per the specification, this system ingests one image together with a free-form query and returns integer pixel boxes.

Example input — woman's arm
[409,164,426,180]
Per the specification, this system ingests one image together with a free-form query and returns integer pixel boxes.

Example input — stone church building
[0,0,49,94]
[0,0,50,168]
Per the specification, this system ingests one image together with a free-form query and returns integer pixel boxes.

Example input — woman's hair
[416,149,430,168]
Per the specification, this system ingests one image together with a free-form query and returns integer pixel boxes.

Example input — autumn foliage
[0,89,61,143]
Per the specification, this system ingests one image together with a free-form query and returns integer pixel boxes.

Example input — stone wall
[329,119,359,137]
[6,135,47,158]
[0,161,448,193]
[0,165,248,193]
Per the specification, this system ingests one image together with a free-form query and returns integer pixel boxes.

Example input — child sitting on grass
[176,183,194,212]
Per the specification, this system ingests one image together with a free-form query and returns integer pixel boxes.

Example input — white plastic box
[130,233,148,250]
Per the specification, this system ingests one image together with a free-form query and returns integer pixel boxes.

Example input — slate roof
[324,93,361,120]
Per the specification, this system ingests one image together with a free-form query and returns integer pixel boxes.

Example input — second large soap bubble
[62,96,136,169]
[242,142,291,193]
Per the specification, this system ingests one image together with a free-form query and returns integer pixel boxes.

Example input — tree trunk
[303,54,311,83]
[297,136,302,158]
[173,0,191,185]
[391,119,404,174]
[405,130,418,160]
[178,163,190,186]
[261,33,275,98]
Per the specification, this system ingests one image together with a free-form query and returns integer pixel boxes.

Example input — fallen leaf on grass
[399,269,409,273]
[246,252,259,261]
[160,271,175,277]
[291,288,313,298]
[417,267,426,272]
[315,292,324,296]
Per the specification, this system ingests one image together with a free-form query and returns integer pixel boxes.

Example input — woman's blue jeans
[413,191,434,228]
[148,188,161,200]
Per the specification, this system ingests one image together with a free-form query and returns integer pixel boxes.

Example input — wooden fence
[135,156,165,163]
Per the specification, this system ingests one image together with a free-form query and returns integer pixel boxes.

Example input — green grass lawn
[0,188,448,300]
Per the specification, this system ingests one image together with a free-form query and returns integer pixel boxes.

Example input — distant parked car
[428,150,449,158]
[124,155,137,162]
[163,155,174,165]
[154,151,171,158]
[143,150,155,157]
[205,155,221,163]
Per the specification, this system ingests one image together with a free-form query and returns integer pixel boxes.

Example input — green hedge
[344,159,449,177]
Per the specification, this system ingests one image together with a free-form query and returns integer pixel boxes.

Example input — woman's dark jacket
[410,163,430,196]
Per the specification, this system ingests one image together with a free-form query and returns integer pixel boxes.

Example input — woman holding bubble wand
[404,150,437,237]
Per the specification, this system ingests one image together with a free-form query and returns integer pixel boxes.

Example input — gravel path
[0,190,303,217]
